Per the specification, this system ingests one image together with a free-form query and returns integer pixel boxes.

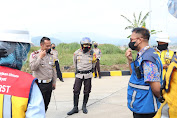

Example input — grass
[21,43,137,73]
[99,44,125,54]
[100,54,127,65]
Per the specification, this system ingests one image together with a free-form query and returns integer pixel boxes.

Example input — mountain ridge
[31,32,177,46]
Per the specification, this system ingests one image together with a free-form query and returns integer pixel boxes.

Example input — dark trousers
[94,59,101,77]
[73,77,92,95]
[38,82,52,111]
[133,112,156,118]
[55,61,63,80]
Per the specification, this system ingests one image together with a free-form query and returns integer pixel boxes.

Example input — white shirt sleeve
[26,82,45,118]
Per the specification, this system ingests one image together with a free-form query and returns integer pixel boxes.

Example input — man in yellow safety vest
[155,33,175,79]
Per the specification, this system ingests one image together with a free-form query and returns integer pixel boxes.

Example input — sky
[0,0,176,40]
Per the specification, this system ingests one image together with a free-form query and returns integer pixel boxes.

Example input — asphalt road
[46,76,132,118]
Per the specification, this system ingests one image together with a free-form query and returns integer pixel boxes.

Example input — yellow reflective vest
[154,60,177,118]
[156,49,174,79]
[0,66,36,118]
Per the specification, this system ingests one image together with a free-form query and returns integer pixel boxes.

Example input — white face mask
[168,0,177,18]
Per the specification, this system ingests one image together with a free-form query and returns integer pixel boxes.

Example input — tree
[121,11,161,38]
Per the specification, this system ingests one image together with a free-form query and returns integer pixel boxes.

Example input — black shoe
[94,73,97,78]
[59,78,64,82]
[99,76,101,79]
[82,105,88,114]
[67,95,79,115]
[67,107,79,115]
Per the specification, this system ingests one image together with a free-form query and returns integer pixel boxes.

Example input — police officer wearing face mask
[67,37,96,115]
[125,27,163,118]
[30,37,57,112]
[93,42,102,78]
[51,43,64,82]
[155,33,175,79]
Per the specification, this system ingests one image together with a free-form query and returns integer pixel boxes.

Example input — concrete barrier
[62,71,131,78]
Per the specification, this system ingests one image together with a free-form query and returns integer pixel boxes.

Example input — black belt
[76,70,92,74]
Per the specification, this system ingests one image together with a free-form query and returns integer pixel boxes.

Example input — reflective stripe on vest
[128,82,150,90]
[161,102,170,117]
[130,91,137,108]
[153,95,158,112]
[3,95,12,118]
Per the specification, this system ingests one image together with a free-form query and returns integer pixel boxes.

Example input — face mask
[52,47,55,49]
[47,48,51,53]
[128,41,137,50]
[157,43,168,51]
[83,47,90,53]
[94,45,97,48]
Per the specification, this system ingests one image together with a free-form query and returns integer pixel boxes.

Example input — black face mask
[83,47,90,53]
[157,43,168,51]
[47,48,51,53]
[128,41,137,50]
[52,47,55,49]
[94,45,97,48]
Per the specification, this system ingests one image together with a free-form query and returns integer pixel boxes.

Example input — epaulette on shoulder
[33,51,39,54]
[74,49,80,54]
[31,51,39,58]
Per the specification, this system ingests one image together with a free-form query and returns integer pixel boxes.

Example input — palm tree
[121,11,161,38]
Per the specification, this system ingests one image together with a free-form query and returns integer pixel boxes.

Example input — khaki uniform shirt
[73,49,96,79]
[51,49,59,61]
[93,48,101,60]
[29,49,57,84]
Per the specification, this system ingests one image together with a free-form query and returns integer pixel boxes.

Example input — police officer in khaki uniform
[67,37,96,115]
[93,42,102,78]
[30,37,57,112]
[51,43,64,82]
